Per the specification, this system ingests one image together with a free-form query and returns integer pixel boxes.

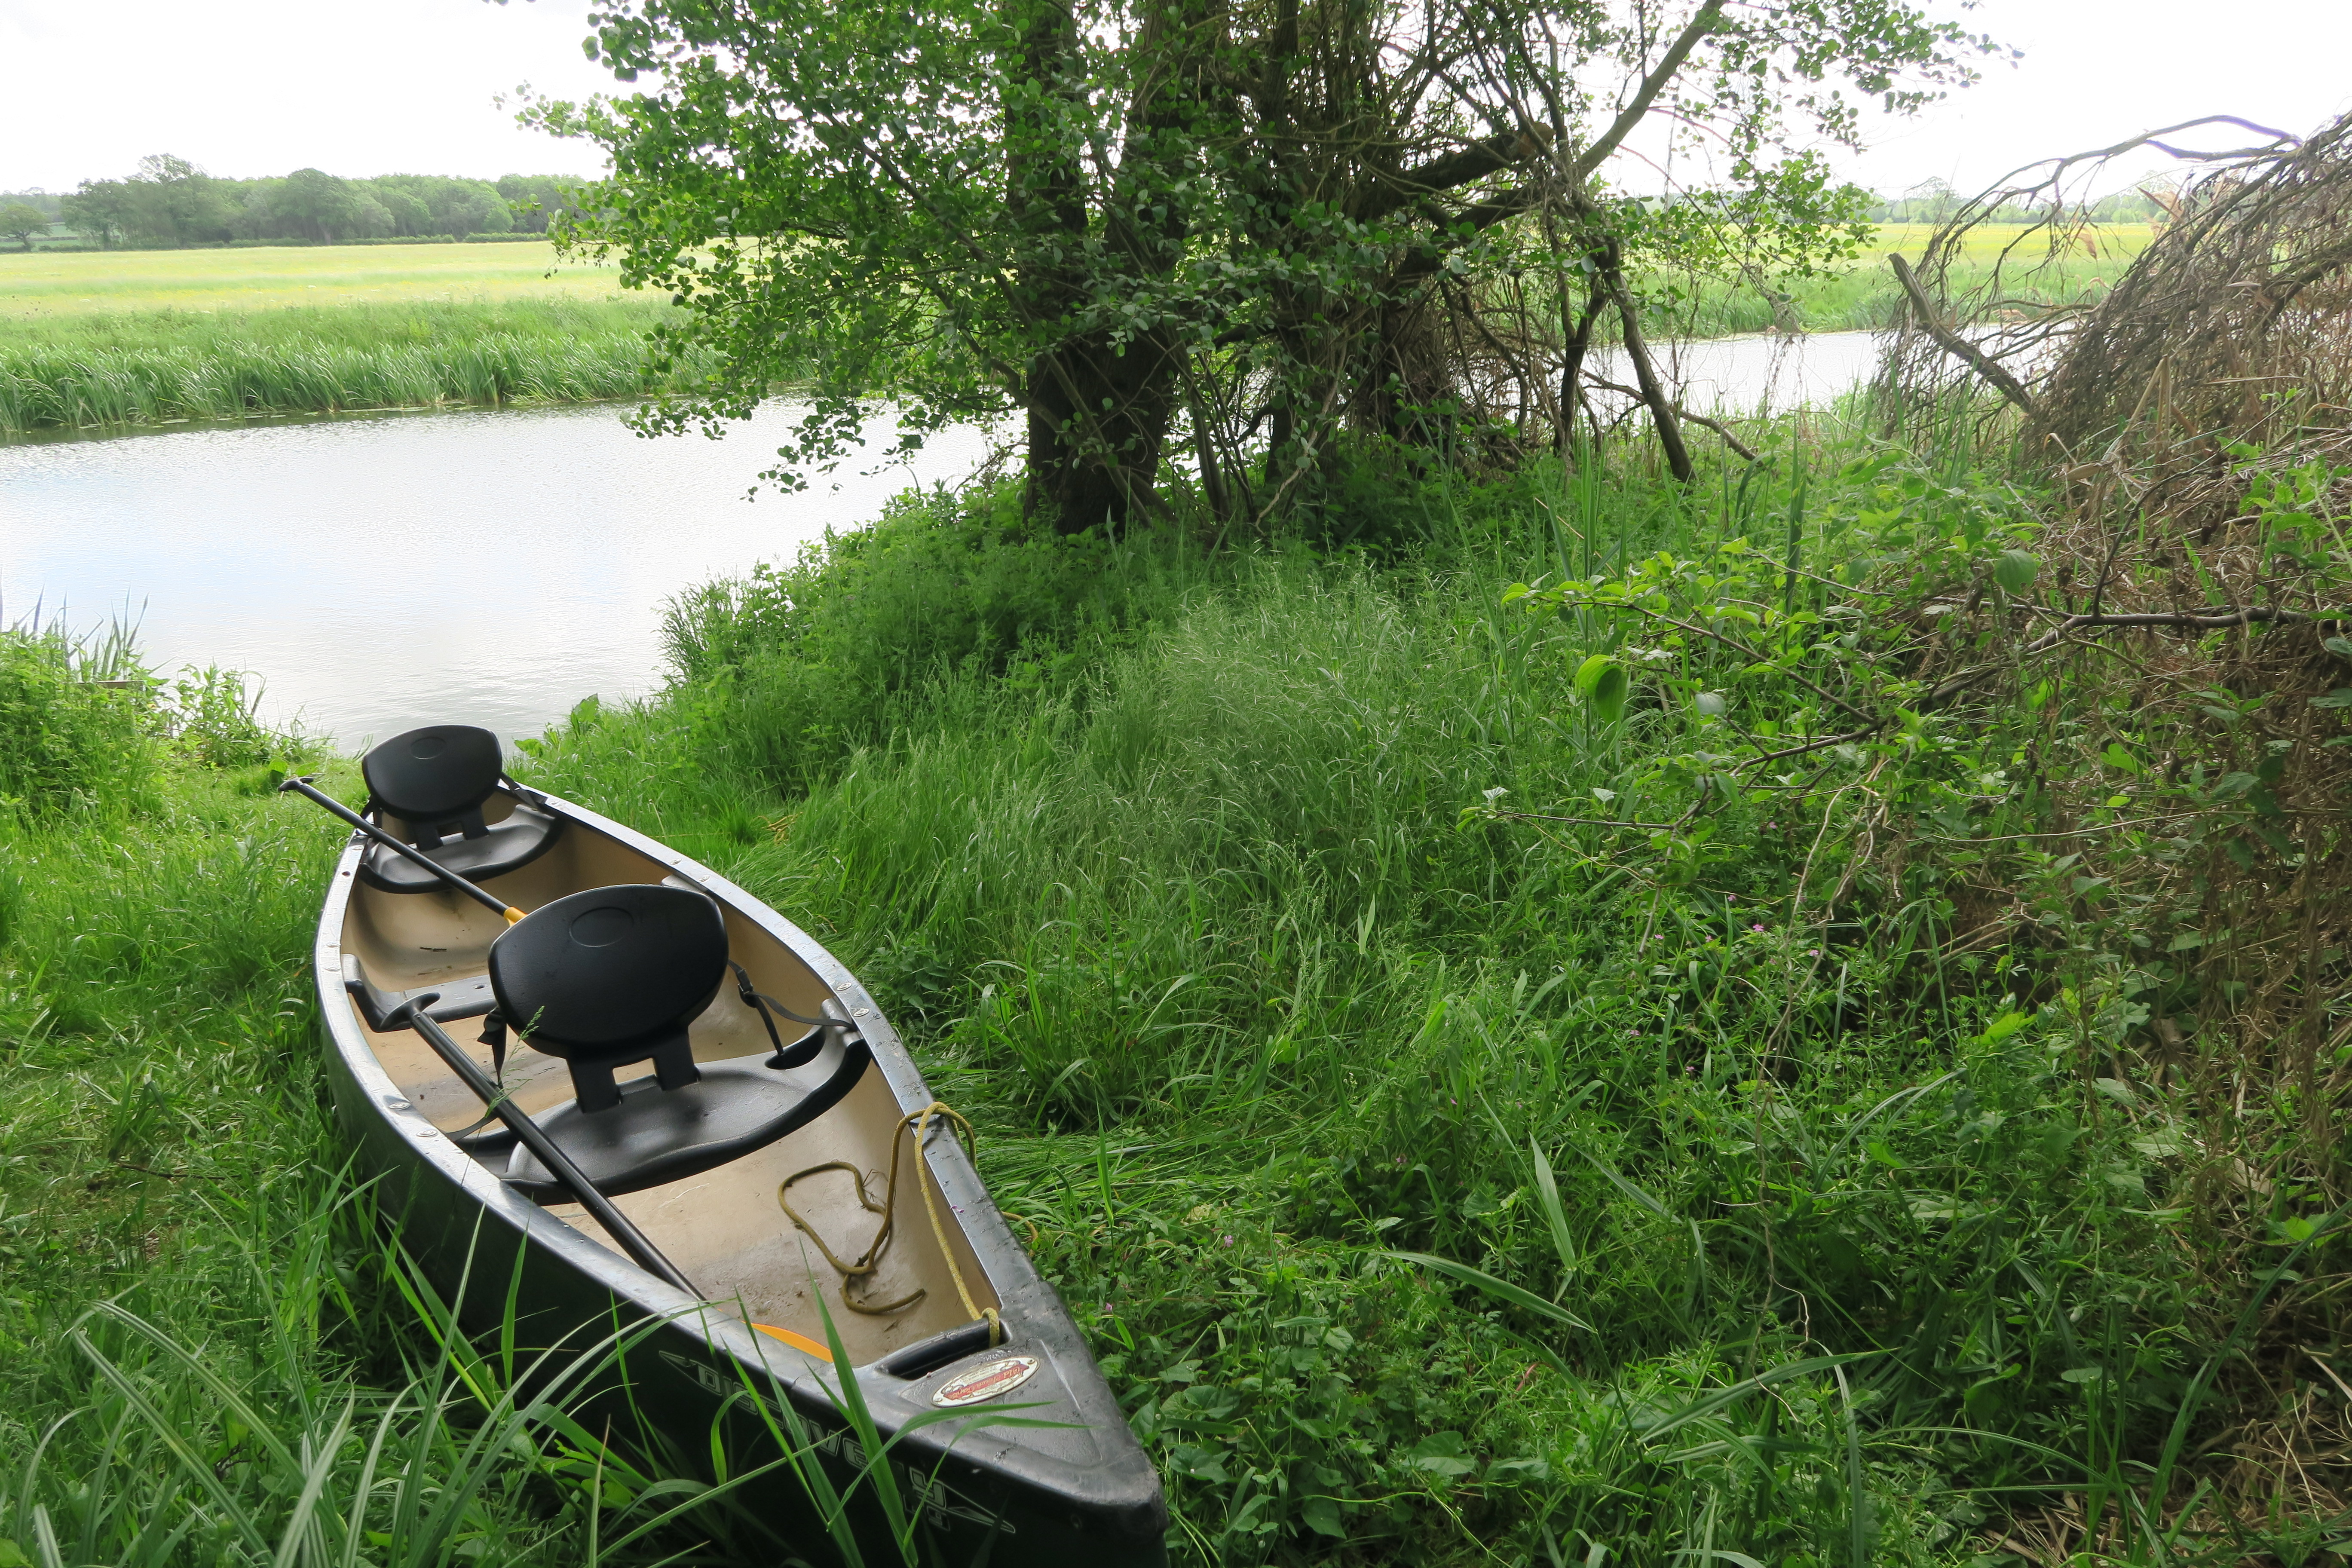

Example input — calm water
[0,331,1879,751]
[1,403,993,749]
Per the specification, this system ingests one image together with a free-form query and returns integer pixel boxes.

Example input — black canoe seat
[484,885,870,1200]
[356,724,564,894]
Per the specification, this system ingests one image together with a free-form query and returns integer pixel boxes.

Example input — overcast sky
[2,0,2346,199]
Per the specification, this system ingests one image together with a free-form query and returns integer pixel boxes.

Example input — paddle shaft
[395,999,703,1298]
[279,775,523,924]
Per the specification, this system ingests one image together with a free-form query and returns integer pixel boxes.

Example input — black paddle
[389,994,703,1298]
[278,774,526,924]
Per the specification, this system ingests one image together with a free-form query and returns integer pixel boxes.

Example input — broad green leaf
[1991,549,2040,592]
[1385,1251,1592,1330]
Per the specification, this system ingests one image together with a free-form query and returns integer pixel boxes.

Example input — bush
[161,665,310,769]
[651,482,1210,787]
[0,630,153,819]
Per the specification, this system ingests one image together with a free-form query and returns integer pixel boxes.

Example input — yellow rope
[778,1101,1000,1343]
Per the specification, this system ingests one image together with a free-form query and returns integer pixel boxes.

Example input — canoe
[301,726,1166,1564]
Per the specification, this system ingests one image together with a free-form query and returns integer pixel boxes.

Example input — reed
[0,300,707,435]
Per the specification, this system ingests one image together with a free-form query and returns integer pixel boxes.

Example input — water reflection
[1,403,994,749]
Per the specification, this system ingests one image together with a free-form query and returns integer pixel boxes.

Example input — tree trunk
[1010,0,1212,534]
[1599,243,1694,483]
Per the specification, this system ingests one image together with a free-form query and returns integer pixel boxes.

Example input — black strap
[479,1011,509,1087]
[730,962,824,1069]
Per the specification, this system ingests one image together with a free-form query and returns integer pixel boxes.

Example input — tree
[497,173,579,233]
[0,203,48,251]
[368,185,434,236]
[534,0,1997,533]
[276,168,367,242]
[61,181,136,248]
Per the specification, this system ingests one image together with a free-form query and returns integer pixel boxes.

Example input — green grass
[0,243,688,435]
[508,441,2340,1563]
[0,224,2158,436]
[3,416,2340,1566]
[0,297,699,435]
[1652,222,2157,338]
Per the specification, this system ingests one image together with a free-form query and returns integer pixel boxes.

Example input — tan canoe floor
[335,796,1001,1366]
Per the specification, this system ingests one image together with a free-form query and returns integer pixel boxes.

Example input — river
[0,330,1883,751]
[2,403,994,749]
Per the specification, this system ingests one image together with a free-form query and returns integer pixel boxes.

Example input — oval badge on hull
[932,1355,1041,1408]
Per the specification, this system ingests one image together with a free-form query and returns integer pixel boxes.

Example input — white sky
[0,0,2346,199]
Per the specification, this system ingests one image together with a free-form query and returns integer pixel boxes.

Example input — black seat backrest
[363,725,505,848]
[487,884,730,1112]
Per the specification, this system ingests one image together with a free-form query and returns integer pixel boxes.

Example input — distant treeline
[1,156,586,249]
[1862,181,2171,225]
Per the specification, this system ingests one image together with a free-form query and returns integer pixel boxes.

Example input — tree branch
[1561,0,1726,187]
[1588,378,1759,460]
[1890,254,2037,413]
[2020,604,2342,655]
[1360,126,1555,224]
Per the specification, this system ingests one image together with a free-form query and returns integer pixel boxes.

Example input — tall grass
[6,414,2337,1565]
[0,300,707,435]
[503,441,2327,1565]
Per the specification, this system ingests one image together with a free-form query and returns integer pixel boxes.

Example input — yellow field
[0,241,634,315]
[1871,221,2159,265]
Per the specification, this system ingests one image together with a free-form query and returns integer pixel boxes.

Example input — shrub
[0,629,153,819]
[161,665,311,769]
[655,482,1208,787]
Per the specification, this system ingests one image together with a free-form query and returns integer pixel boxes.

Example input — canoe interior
[337,795,1001,1364]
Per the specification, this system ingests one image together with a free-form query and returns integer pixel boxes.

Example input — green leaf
[1592,664,1629,723]
[1573,654,1630,723]
[1301,1496,1346,1537]
[1529,1139,1578,1282]
[1405,1431,1479,1478]
[2310,689,2352,709]
[1385,1251,1592,1330]
[1991,549,2040,593]
[1976,1010,2029,1047]
[2101,742,2142,774]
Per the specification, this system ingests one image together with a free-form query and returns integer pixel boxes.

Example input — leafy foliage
[503,412,2346,1562]
[530,0,1995,528]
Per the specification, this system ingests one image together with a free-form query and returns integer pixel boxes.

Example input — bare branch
[1890,254,2037,413]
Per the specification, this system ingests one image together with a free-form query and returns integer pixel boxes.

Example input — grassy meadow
[5,406,2344,1563]
[0,225,2157,436]
[0,240,623,314]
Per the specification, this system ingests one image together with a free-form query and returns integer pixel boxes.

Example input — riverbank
[0,297,697,435]
[0,242,689,435]
[5,409,2337,1563]
[0,226,2146,437]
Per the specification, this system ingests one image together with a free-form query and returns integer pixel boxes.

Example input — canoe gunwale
[309,785,1168,1557]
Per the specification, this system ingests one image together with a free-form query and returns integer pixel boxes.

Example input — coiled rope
[778,1101,1000,1344]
